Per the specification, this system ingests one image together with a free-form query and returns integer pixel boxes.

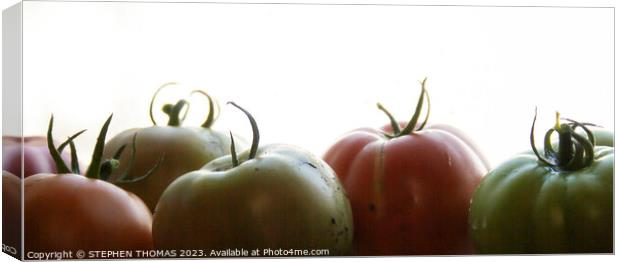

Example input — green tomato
[469,113,613,254]
[102,85,246,211]
[103,126,245,211]
[582,128,613,147]
[152,103,353,255]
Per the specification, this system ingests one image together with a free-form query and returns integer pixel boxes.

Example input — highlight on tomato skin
[468,111,613,254]
[101,84,248,212]
[24,115,154,254]
[2,136,73,178]
[323,79,488,255]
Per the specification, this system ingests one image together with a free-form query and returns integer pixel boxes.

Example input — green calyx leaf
[47,115,161,182]
[148,82,220,128]
[192,89,219,128]
[47,115,86,174]
[85,115,114,179]
[69,140,80,174]
[529,109,596,171]
[112,133,165,184]
[378,77,431,139]
[229,131,239,167]
[227,102,260,167]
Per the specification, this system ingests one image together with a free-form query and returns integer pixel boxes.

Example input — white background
[16,0,617,166]
[1,0,619,262]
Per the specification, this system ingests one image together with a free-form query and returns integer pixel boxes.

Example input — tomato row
[2,80,613,256]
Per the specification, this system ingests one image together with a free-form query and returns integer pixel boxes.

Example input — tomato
[581,128,613,147]
[469,112,613,254]
[25,116,153,252]
[153,103,353,255]
[2,171,21,258]
[102,84,246,211]
[323,79,487,255]
[2,136,71,178]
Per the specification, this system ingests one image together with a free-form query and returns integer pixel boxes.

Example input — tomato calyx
[149,82,219,128]
[111,134,165,185]
[47,116,85,174]
[377,77,431,139]
[227,102,259,168]
[530,109,598,171]
[47,115,163,183]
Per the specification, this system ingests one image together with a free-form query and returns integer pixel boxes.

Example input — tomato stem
[556,120,574,167]
[378,77,430,138]
[148,83,220,128]
[148,82,191,127]
[228,102,260,162]
[101,135,130,181]
[149,82,178,126]
[529,109,596,171]
[163,100,190,127]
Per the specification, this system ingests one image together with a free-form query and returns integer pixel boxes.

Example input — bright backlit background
[19,1,614,168]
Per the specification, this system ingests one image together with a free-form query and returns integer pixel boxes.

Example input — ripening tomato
[323,79,488,255]
[2,136,71,178]
[2,171,21,258]
[102,84,246,211]
[25,116,153,253]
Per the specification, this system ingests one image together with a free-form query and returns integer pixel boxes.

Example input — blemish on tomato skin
[368,203,376,212]
[303,161,317,169]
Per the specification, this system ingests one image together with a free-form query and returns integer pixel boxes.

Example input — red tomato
[25,173,153,252]
[24,116,153,253]
[2,136,71,178]
[2,171,21,257]
[323,80,487,255]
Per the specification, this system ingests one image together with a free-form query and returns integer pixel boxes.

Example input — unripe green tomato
[469,115,613,254]
[582,128,613,147]
[102,126,245,211]
[153,103,353,256]
[153,144,353,255]
[102,86,246,211]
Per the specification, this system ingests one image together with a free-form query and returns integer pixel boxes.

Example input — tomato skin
[2,171,21,257]
[585,128,613,147]
[323,125,486,255]
[2,136,70,178]
[153,144,353,255]
[24,173,153,252]
[469,147,613,254]
[102,126,246,211]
